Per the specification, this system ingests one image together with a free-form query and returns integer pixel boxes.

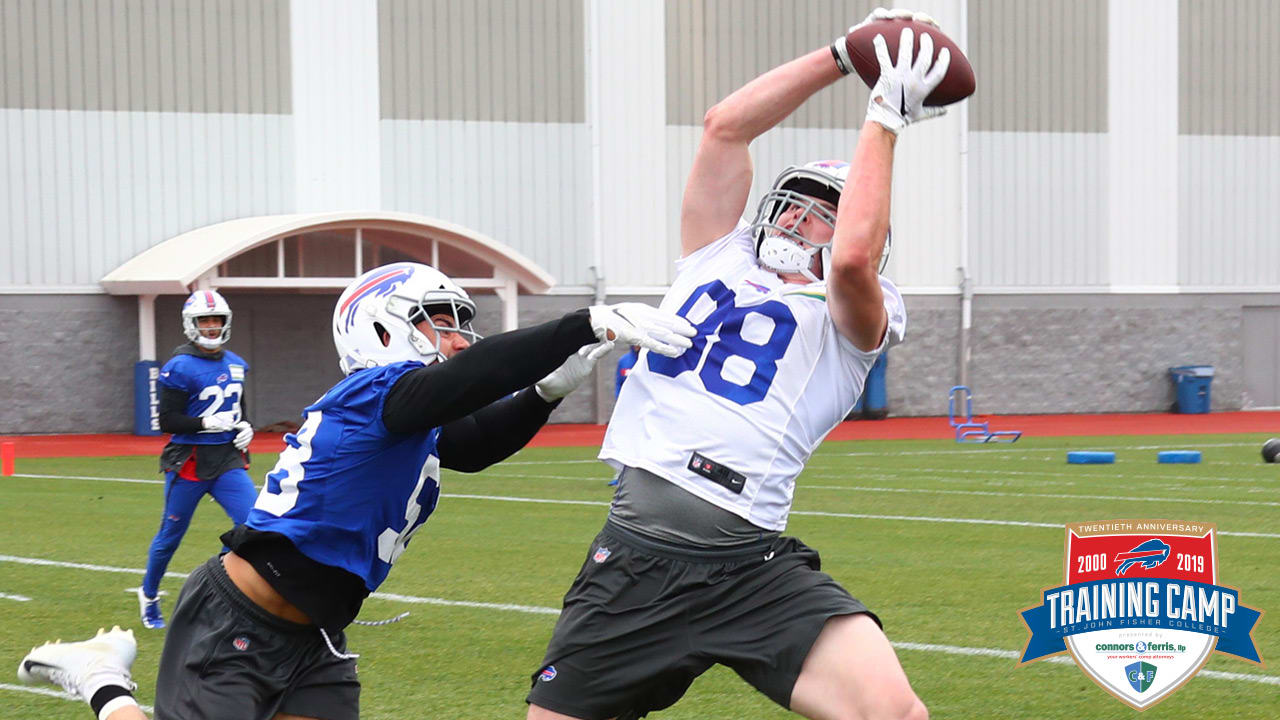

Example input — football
[844,19,975,106]
[1263,438,1280,463]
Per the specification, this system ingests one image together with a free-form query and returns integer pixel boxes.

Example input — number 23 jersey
[600,224,906,532]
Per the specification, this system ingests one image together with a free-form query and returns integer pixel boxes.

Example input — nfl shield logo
[232,636,250,651]
[1126,661,1157,693]
[592,546,611,563]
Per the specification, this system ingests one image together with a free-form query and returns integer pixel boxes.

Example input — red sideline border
[1,411,1277,459]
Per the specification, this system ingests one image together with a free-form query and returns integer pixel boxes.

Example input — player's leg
[527,705,604,720]
[209,466,256,525]
[17,627,149,719]
[788,614,926,720]
[139,471,207,628]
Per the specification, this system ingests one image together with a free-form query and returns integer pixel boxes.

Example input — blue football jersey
[158,349,249,445]
[246,361,442,592]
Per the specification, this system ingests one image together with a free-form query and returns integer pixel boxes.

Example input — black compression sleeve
[158,386,205,434]
[382,309,597,434]
[437,388,559,472]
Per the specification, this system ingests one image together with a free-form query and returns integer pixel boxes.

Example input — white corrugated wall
[0,0,294,290]
[3,0,1280,295]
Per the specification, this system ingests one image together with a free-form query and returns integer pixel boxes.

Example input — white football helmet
[181,289,233,350]
[332,262,480,374]
[749,160,891,282]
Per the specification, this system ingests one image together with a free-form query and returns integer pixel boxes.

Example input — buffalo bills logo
[538,665,557,682]
[183,292,218,311]
[1113,539,1171,575]
[338,265,415,331]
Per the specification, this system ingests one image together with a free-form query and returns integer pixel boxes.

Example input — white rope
[352,611,410,627]
[319,628,359,660]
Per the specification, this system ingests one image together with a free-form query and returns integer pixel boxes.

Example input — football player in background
[18,262,694,720]
[138,289,256,630]
[526,9,950,720]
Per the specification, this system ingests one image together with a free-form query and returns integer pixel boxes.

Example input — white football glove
[588,303,695,359]
[864,26,951,134]
[232,421,254,451]
[201,412,237,433]
[832,8,939,75]
[535,341,614,402]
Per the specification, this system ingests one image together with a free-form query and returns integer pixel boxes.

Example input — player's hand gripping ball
[842,11,975,105]
[1263,438,1280,463]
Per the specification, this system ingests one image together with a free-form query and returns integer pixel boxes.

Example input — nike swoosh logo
[900,87,908,118]
[23,660,54,673]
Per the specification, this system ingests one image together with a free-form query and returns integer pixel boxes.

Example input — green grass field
[2,433,1277,719]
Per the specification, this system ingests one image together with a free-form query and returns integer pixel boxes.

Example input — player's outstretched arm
[680,47,844,257]
[828,23,949,350]
[383,307,690,435]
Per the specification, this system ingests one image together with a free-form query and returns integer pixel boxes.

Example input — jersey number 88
[647,280,796,405]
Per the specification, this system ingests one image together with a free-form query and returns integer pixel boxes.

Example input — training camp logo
[1018,520,1263,710]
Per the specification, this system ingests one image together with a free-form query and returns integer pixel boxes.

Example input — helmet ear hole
[372,322,391,347]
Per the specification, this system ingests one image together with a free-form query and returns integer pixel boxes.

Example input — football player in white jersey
[528,9,952,720]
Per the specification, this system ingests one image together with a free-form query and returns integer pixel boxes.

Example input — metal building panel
[380,119,592,286]
[664,0,876,129]
[968,131,1109,289]
[1108,0,1178,290]
[1179,135,1280,288]
[0,0,290,113]
[292,0,381,212]
[0,109,294,288]
[379,0,583,122]
[594,0,670,290]
[1180,0,1280,136]
[968,0,1107,133]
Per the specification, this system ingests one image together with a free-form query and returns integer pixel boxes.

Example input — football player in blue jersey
[138,289,257,631]
[18,262,694,720]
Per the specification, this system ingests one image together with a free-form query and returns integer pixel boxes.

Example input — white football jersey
[600,224,906,531]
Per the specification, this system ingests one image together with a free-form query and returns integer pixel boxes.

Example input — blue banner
[133,360,162,436]
[1021,578,1261,663]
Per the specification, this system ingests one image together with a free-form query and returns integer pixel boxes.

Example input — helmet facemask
[181,290,233,350]
[751,163,848,283]
[752,189,839,283]
[750,161,893,281]
[392,295,482,365]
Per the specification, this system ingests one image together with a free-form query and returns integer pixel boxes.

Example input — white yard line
[1,592,31,601]
[802,483,1280,508]
[8,475,1279,538]
[806,464,1277,486]
[816,442,1261,458]
[0,552,1275,699]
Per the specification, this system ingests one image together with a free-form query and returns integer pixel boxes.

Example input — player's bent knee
[902,696,928,720]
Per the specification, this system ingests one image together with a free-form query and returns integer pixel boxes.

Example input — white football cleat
[137,588,165,629]
[17,626,137,699]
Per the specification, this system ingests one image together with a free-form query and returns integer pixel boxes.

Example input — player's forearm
[382,310,596,434]
[436,388,556,472]
[157,386,204,434]
[832,121,896,272]
[702,48,843,144]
